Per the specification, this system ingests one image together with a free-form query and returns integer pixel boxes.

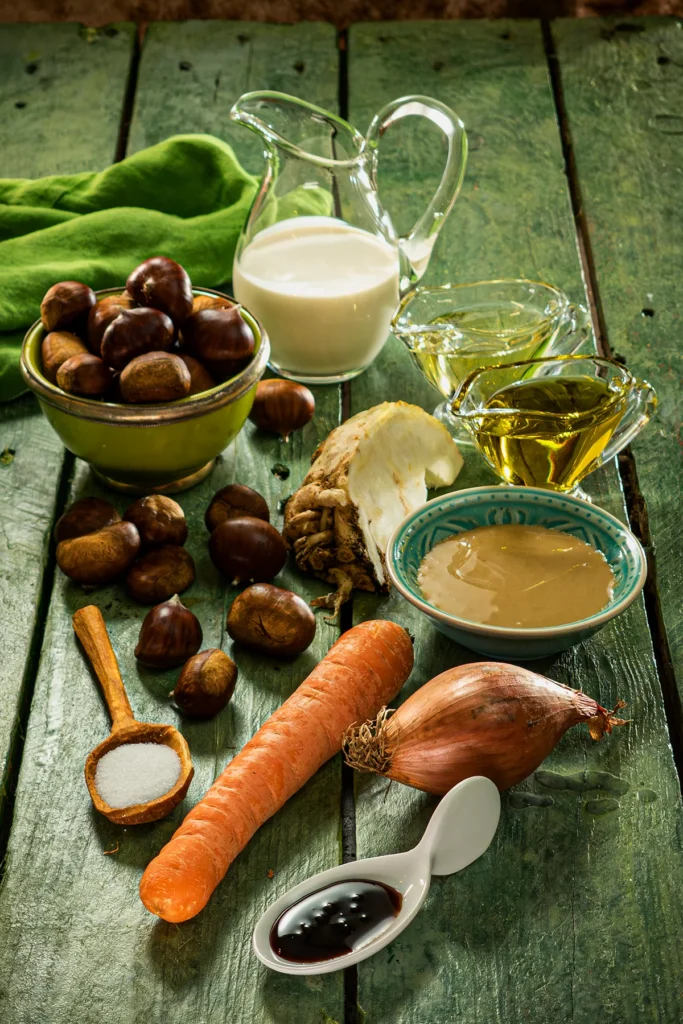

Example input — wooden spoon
[73,604,194,826]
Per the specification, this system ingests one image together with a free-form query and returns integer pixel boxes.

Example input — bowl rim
[20,286,270,426]
[385,485,648,640]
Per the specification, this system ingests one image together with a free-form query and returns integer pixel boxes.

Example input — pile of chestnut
[39,256,255,403]
[57,481,316,719]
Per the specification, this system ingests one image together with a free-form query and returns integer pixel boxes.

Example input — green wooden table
[1,17,682,1024]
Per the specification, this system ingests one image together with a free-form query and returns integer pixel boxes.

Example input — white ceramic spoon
[253,775,501,975]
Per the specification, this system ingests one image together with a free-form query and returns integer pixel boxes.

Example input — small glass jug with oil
[391,279,592,442]
[451,354,657,495]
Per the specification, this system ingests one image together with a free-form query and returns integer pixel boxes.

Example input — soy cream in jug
[230,91,468,384]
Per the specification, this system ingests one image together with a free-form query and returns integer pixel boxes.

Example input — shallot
[343,662,626,793]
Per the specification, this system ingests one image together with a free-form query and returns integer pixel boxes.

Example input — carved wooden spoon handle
[73,605,135,729]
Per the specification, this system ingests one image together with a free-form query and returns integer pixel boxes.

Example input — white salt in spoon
[253,775,500,975]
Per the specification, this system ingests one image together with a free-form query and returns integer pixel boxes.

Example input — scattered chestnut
[40,280,96,333]
[127,257,194,326]
[135,594,203,669]
[205,483,270,533]
[119,351,191,403]
[226,583,316,657]
[183,306,255,364]
[87,292,134,355]
[171,648,237,717]
[56,521,140,585]
[54,497,121,543]
[56,353,113,397]
[249,379,315,440]
[124,494,188,548]
[126,545,195,604]
[101,307,174,371]
[41,331,88,384]
[208,516,287,583]
[178,353,217,396]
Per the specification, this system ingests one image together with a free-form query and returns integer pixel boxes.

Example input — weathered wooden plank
[551,16,683,694]
[349,20,683,1024]
[0,22,344,1024]
[0,23,136,818]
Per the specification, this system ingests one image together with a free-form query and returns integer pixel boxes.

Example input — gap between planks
[542,18,683,791]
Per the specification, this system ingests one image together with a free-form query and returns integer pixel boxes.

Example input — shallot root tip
[343,706,395,776]
[587,699,629,741]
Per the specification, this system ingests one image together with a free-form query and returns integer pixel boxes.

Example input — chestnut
[226,583,316,657]
[126,545,195,604]
[191,294,232,314]
[101,307,174,371]
[87,292,134,356]
[135,594,202,669]
[183,306,255,364]
[202,355,250,384]
[119,351,191,403]
[54,497,121,543]
[205,483,270,533]
[56,353,113,397]
[249,379,315,440]
[41,331,88,384]
[171,648,237,717]
[56,521,140,585]
[40,281,96,334]
[208,516,286,583]
[127,257,193,326]
[178,354,216,396]
[124,495,188,548]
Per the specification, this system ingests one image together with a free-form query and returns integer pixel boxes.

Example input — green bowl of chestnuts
[20,257,269,493]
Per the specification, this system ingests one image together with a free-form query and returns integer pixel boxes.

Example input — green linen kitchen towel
[0,133,328,401]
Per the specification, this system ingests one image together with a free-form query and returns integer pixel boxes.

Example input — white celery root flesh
[283,401,463,616]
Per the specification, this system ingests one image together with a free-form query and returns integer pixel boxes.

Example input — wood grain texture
[348,20,683,1024]
[552,16,683,693]
[0,24,136,819]
[0,22,344,1024]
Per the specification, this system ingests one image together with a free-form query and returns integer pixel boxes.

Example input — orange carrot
[140,619,414,922]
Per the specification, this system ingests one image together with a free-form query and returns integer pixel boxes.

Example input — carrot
[139,619,414,922]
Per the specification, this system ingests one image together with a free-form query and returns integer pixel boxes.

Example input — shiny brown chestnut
[126,546,195,604]
[208,516,287,583]
[183,306,255,364]
[119,351,191,404]
[171,648,237,717]
[178,354,217,396]
[205,483,270,533]
[124,494,188,548]
[127,257,194,326]
[41,331,88,384]
[135,594,203,669]
[56,353,113,397]
[54,497,121,544]
[40,281,96,333]
[202,355,251,384]
[226,583,316,657]
[101,307,174,371]
[56,521,140,585]
[249,379,315,440]
[87,292,134,356]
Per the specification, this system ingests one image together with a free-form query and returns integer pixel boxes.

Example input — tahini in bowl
[386,485,647,660]
[20,288,269,494]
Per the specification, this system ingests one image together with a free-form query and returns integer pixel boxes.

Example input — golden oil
[467,374,629,491]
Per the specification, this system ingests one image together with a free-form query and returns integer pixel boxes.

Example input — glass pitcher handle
[365,96,468,293]
[597,380,658,466]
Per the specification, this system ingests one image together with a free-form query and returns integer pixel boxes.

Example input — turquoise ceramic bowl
[386,486,647,660]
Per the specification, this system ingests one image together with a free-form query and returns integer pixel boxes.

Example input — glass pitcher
[229,91,468,384]
[451,354,657,496]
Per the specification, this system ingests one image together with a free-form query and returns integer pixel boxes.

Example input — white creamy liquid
[232,216,400,379]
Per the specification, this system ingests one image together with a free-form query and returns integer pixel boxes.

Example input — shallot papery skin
[343,662,626,794]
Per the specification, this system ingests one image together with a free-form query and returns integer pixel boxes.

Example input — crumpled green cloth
[0,133,326,402]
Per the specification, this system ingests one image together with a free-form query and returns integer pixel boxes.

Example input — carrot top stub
[139,619,414,923]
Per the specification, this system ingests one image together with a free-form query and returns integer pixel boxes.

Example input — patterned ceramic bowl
[386,486,647,660]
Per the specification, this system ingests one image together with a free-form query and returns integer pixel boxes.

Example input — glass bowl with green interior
[20,288,269,494]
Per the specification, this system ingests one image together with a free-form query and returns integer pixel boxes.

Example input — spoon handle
[73,605,135,729]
